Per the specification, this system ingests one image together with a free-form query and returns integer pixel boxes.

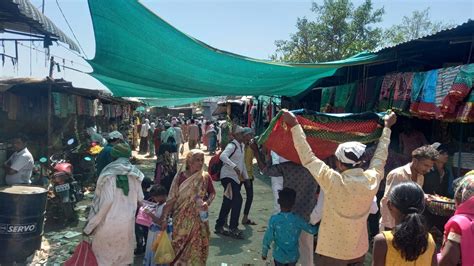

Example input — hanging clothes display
[319,87,335,112]
[435,65,462,109]
[52,92,62,117]
[392,72,414,112]
[379,73,400,110]
[353,77,382,113]
[440,64,474,115]
[409,69,438,119]
[67,95,77,115]
[456,90,474,123]
[333,83,357,113]
[92,99,100,117]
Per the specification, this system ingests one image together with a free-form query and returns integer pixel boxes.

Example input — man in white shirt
[269,151,288,213]
[215,127,249,239]
[173,121,185,157]
[3,135,34,185]
[139,119,150,154]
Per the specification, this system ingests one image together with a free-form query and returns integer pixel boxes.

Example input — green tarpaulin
[87,0,385,99]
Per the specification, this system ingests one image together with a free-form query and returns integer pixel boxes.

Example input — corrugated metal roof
[0,0,80,53]
[375,19,474,53]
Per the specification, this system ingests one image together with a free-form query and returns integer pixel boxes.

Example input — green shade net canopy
[87,0,384,99]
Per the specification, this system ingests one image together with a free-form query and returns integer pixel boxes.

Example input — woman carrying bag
[159,149,216,265]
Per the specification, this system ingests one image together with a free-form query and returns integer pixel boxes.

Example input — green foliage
[272,0,384,63]
[382,8,455,46]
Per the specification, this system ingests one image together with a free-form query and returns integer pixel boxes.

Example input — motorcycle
[65,137,103,189]
[42,138,86,225]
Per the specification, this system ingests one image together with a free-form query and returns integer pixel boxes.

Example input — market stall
[0,77,138,184]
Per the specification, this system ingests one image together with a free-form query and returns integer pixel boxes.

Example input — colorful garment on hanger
[320,87,335,113]
[354,77,382,113]
[52,92,61,117]
[441,64,474,114]
[435,65,462,109]
[456,91,474,123]
[392,72,414,112]
[411,72,426,102]
[258,110,384,164]
[379,73,400,110]
[67,95,77,115]
[410,69,438,119]
[333,83,356,113]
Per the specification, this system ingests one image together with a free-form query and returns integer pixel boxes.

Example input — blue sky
[1,0,473,92]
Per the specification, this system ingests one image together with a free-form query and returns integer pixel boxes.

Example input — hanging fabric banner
[258,110,385,164]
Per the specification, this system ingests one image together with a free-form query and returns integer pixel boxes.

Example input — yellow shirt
[244,145,255,180]
[380,163,424,229]
[291,125,391,260]
[382,231,435,265]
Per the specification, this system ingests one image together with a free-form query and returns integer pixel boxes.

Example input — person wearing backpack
[215,126,249,239]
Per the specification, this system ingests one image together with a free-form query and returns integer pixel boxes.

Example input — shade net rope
[258,110,385,164]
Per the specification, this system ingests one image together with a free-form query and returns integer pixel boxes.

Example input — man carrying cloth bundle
[281,110,397,265]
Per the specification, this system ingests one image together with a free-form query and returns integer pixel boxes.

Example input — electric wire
[54,0,87,57]
[17,42,91,69]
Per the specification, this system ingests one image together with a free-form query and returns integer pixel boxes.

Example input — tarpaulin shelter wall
[86,0,385,101]
[0,78,138,158]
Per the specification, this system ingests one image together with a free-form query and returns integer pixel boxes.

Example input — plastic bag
[64,240,98,266]
[154,231,175,264]
[136,204,153,227]
[151,231,163,252]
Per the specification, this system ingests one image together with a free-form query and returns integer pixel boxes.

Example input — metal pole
[42,0,45,14]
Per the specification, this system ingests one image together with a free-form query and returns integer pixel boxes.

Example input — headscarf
[108,131,124,140]
[454,175,474,204]
[96,157,144,199]
[184,149,205,171]
[163,126,176,143]
[335,141,367,166]
[111,143,132,159]
[206,124,216,135]
[108,143,132,195]
[150,122,156,132]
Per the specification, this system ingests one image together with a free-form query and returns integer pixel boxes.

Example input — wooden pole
[47,57,54,154]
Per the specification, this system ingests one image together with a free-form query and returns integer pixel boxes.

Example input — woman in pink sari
[160,149,216,265]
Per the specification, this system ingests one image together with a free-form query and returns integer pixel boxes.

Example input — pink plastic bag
[64,240,98,266]
[136,201,155,227]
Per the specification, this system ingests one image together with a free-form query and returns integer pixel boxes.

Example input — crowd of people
[258,111,473,266]
[5,111,467,265]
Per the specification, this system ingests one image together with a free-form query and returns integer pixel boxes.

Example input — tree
[383,8,455,46]
[271,0,384,63]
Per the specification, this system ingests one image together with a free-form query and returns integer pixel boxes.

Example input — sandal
[229,228,244,239]
[214,227,229,236]
[242,219,257,225]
